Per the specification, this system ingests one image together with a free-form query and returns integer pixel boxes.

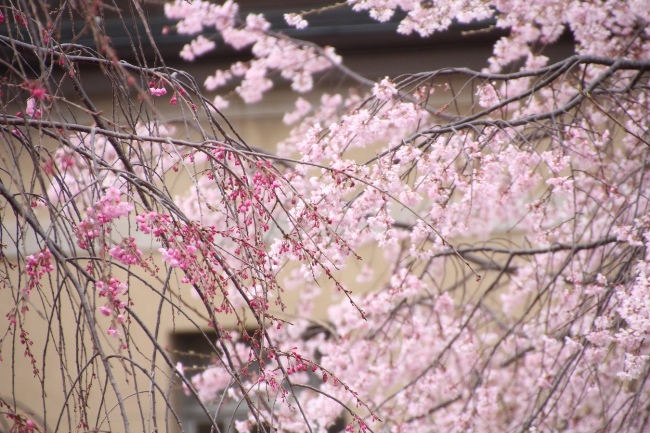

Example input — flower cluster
[24,248,54,281]
[180,35,216,61]
[74,187,134,250]
[164,0,341,103]
[109,237,142,266]
[96,278,128,337]
[5,413,37,433]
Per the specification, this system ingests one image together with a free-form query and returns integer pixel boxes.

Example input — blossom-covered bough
[1,1,649,432]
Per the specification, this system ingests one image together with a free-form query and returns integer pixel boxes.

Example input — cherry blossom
[180,35,216,61]
[2,1,650,433]
[284,13,308,29]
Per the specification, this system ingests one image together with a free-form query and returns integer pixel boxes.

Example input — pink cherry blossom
[180,35,216,61]
[5,1,650,433]
[284,13,308,29]
[150,86,168,96]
